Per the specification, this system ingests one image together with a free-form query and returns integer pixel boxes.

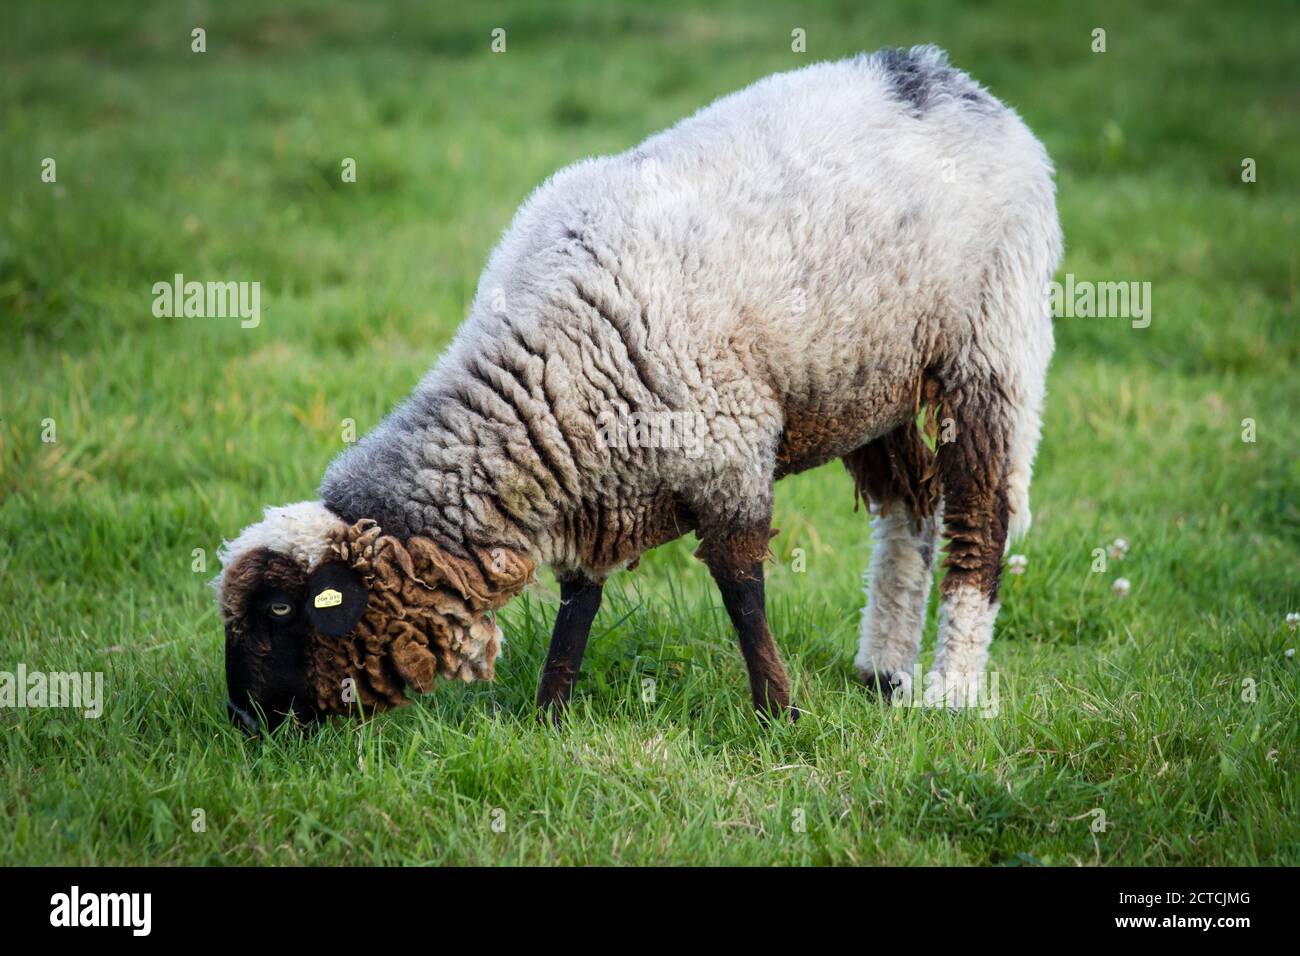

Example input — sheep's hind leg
[698,527,796,722]
[844,425,941,702]
[926,383,1013,710]
[536,574,604,721]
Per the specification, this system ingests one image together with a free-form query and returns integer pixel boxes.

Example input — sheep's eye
[269,602,293,619]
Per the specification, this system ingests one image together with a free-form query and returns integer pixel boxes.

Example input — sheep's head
[216,501,534,734]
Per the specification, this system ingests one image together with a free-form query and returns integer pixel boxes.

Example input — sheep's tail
[1003,364,1046,545]
[994,230,1060,547]
[975,175,1061,547]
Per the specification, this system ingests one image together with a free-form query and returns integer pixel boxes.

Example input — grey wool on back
[321,47,1059,576]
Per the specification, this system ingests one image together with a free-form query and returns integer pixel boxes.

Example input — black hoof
[755,699,800,725]
[859,669,902,703]
[535,700,569,726]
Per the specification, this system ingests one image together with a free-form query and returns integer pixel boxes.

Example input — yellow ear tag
[314,588,343,609]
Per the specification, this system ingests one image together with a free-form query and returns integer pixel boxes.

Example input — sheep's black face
[217,501,531,734]
[222,548,319,734]
[221,547,371,734]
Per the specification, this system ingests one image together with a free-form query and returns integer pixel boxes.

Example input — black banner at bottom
[0,866,1277,942]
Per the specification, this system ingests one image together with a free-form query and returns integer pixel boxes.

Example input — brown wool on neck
[307,521,535,713]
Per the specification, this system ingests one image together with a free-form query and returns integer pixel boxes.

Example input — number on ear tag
[314,588,343,609]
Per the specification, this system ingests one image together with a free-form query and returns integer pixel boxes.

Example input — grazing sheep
[218,46,1061,731]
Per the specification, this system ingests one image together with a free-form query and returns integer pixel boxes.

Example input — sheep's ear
[304,561,369,637]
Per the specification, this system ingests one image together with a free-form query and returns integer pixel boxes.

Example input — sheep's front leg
[536,574,604,719]
[699,529,796,721]
[926,394,1010,710]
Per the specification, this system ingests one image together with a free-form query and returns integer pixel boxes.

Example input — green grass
[2,0,1298,865]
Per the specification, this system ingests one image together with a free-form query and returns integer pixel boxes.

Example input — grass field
[2,0,1297,865]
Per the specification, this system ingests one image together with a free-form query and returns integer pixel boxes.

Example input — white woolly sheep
[217,46,1062,731]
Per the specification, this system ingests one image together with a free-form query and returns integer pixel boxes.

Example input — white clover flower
[1286,612,1300,631]
[1111,577,1131,597]
[1108,537,1129,561]
[1286,648,1296,659]
[1008,553,1028,575]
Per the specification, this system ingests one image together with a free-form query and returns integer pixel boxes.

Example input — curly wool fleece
[308,520,534,711]
[315,47,1061,709]
[321,47,1060,583]
[223,46,1063,716]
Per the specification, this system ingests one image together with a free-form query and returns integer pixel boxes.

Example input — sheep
[217,46,1062,732]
